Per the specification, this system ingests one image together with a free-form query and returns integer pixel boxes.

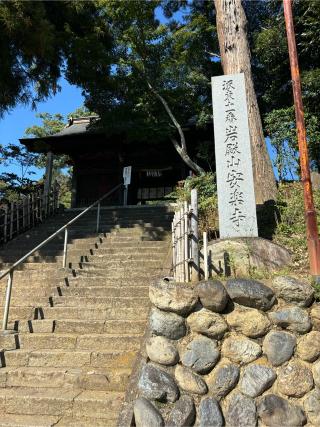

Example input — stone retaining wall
[127,275,320,426]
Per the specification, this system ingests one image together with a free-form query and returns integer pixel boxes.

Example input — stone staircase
[0,206,172,426]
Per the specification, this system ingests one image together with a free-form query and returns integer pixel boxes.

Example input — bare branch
[147,81,187,151]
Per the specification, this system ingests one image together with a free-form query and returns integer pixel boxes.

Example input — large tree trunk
[214,0,277,204]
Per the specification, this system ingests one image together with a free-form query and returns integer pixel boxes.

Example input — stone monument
[210,73,291,275]
[211,73,258,238]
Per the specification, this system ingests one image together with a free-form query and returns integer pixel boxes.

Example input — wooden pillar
[44,151,54,213]
[71,165,77,208]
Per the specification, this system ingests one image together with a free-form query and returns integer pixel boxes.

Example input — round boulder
[225,392,257,427]
[149,279,198,315]
[207,363,240,399]
[149,307,186,340]
[175,365,208,395]
[226,278,275,311]
[239,364,276,398]
[133,397,164,427]
[166,395,195,427]
[181,335,219,374]
[312,359,320,387]
[196,280,228,312]
[268,307,311,334]
[311,305,320,330]
[271,276,314,307]
[146,336,179,366]
[199,397,224,427]
[278,361,313,398]
[296,331,320,362]
[226,306,271,338]
[187,309,228,339]
[304,388,320,426]
[262,331,296,366]
[138,363,179,403]
[257,394,306,426]
[221,334,262,364]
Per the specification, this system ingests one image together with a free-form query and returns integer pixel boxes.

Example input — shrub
[273,182,320,271]
[168,173,219,237]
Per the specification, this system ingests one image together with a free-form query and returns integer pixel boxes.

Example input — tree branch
[146,80,204,174]
[147,81,187,151]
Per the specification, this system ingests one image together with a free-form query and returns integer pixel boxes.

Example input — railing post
[184,201,189,282]
[190,189,200,282]
[96,202,101,233]
[2,271,14,333]
[172,220,176,280]
[203,231,209,280]
[63,228,68,268]
[180,206,185,282]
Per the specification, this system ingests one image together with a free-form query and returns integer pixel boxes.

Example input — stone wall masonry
[119,276,320,427]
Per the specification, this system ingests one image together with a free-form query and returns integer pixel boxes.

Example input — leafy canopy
[0,0,112,116]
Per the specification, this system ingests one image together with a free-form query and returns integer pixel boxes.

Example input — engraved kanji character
[226,170,244,188]
[225,143,240,156]
[230,207,246,227]
[227,156,241,168]
[226,109,237,123]
[229,188,244,206]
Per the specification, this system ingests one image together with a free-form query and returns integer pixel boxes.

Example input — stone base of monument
[205,237,291,277]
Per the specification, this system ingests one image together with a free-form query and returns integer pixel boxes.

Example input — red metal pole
[283,0,320,280]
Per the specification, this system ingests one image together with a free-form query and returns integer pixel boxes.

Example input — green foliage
[265,107,320,179]
[0,144,38,198]
[0,1,112,116]
[273,182,320,270]
[251,0,320,172]
[168,173,218,237]
[313,280,320,302]
[80,0,219,170]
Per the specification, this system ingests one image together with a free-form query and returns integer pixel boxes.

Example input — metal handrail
[0,183,123,333]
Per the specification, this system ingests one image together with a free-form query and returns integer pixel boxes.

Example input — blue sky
[0,80,85,180]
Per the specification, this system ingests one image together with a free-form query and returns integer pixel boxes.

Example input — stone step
[56,277,153,288]
[38,306,149,321]
[54,319,146,334]
[54,285,149,298]
[56,415,117,426]
[66,270,166,280]
[98,241,169,248]
[73,260,163,270]
[0,413,60,427]
[0,296,50,307]
[1,296,149,309]
[2,276,156,288]
[1,236,105,251]
[0,366,131,391]
[50,296,149,308]
[0,387,123,418]
[0,242,169,265]
[0,333,142,352]
[6,285,149,299]
[2,349,137,369]
[0,252,166,264]
[9,318,146,335]
[17,333,141,351]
